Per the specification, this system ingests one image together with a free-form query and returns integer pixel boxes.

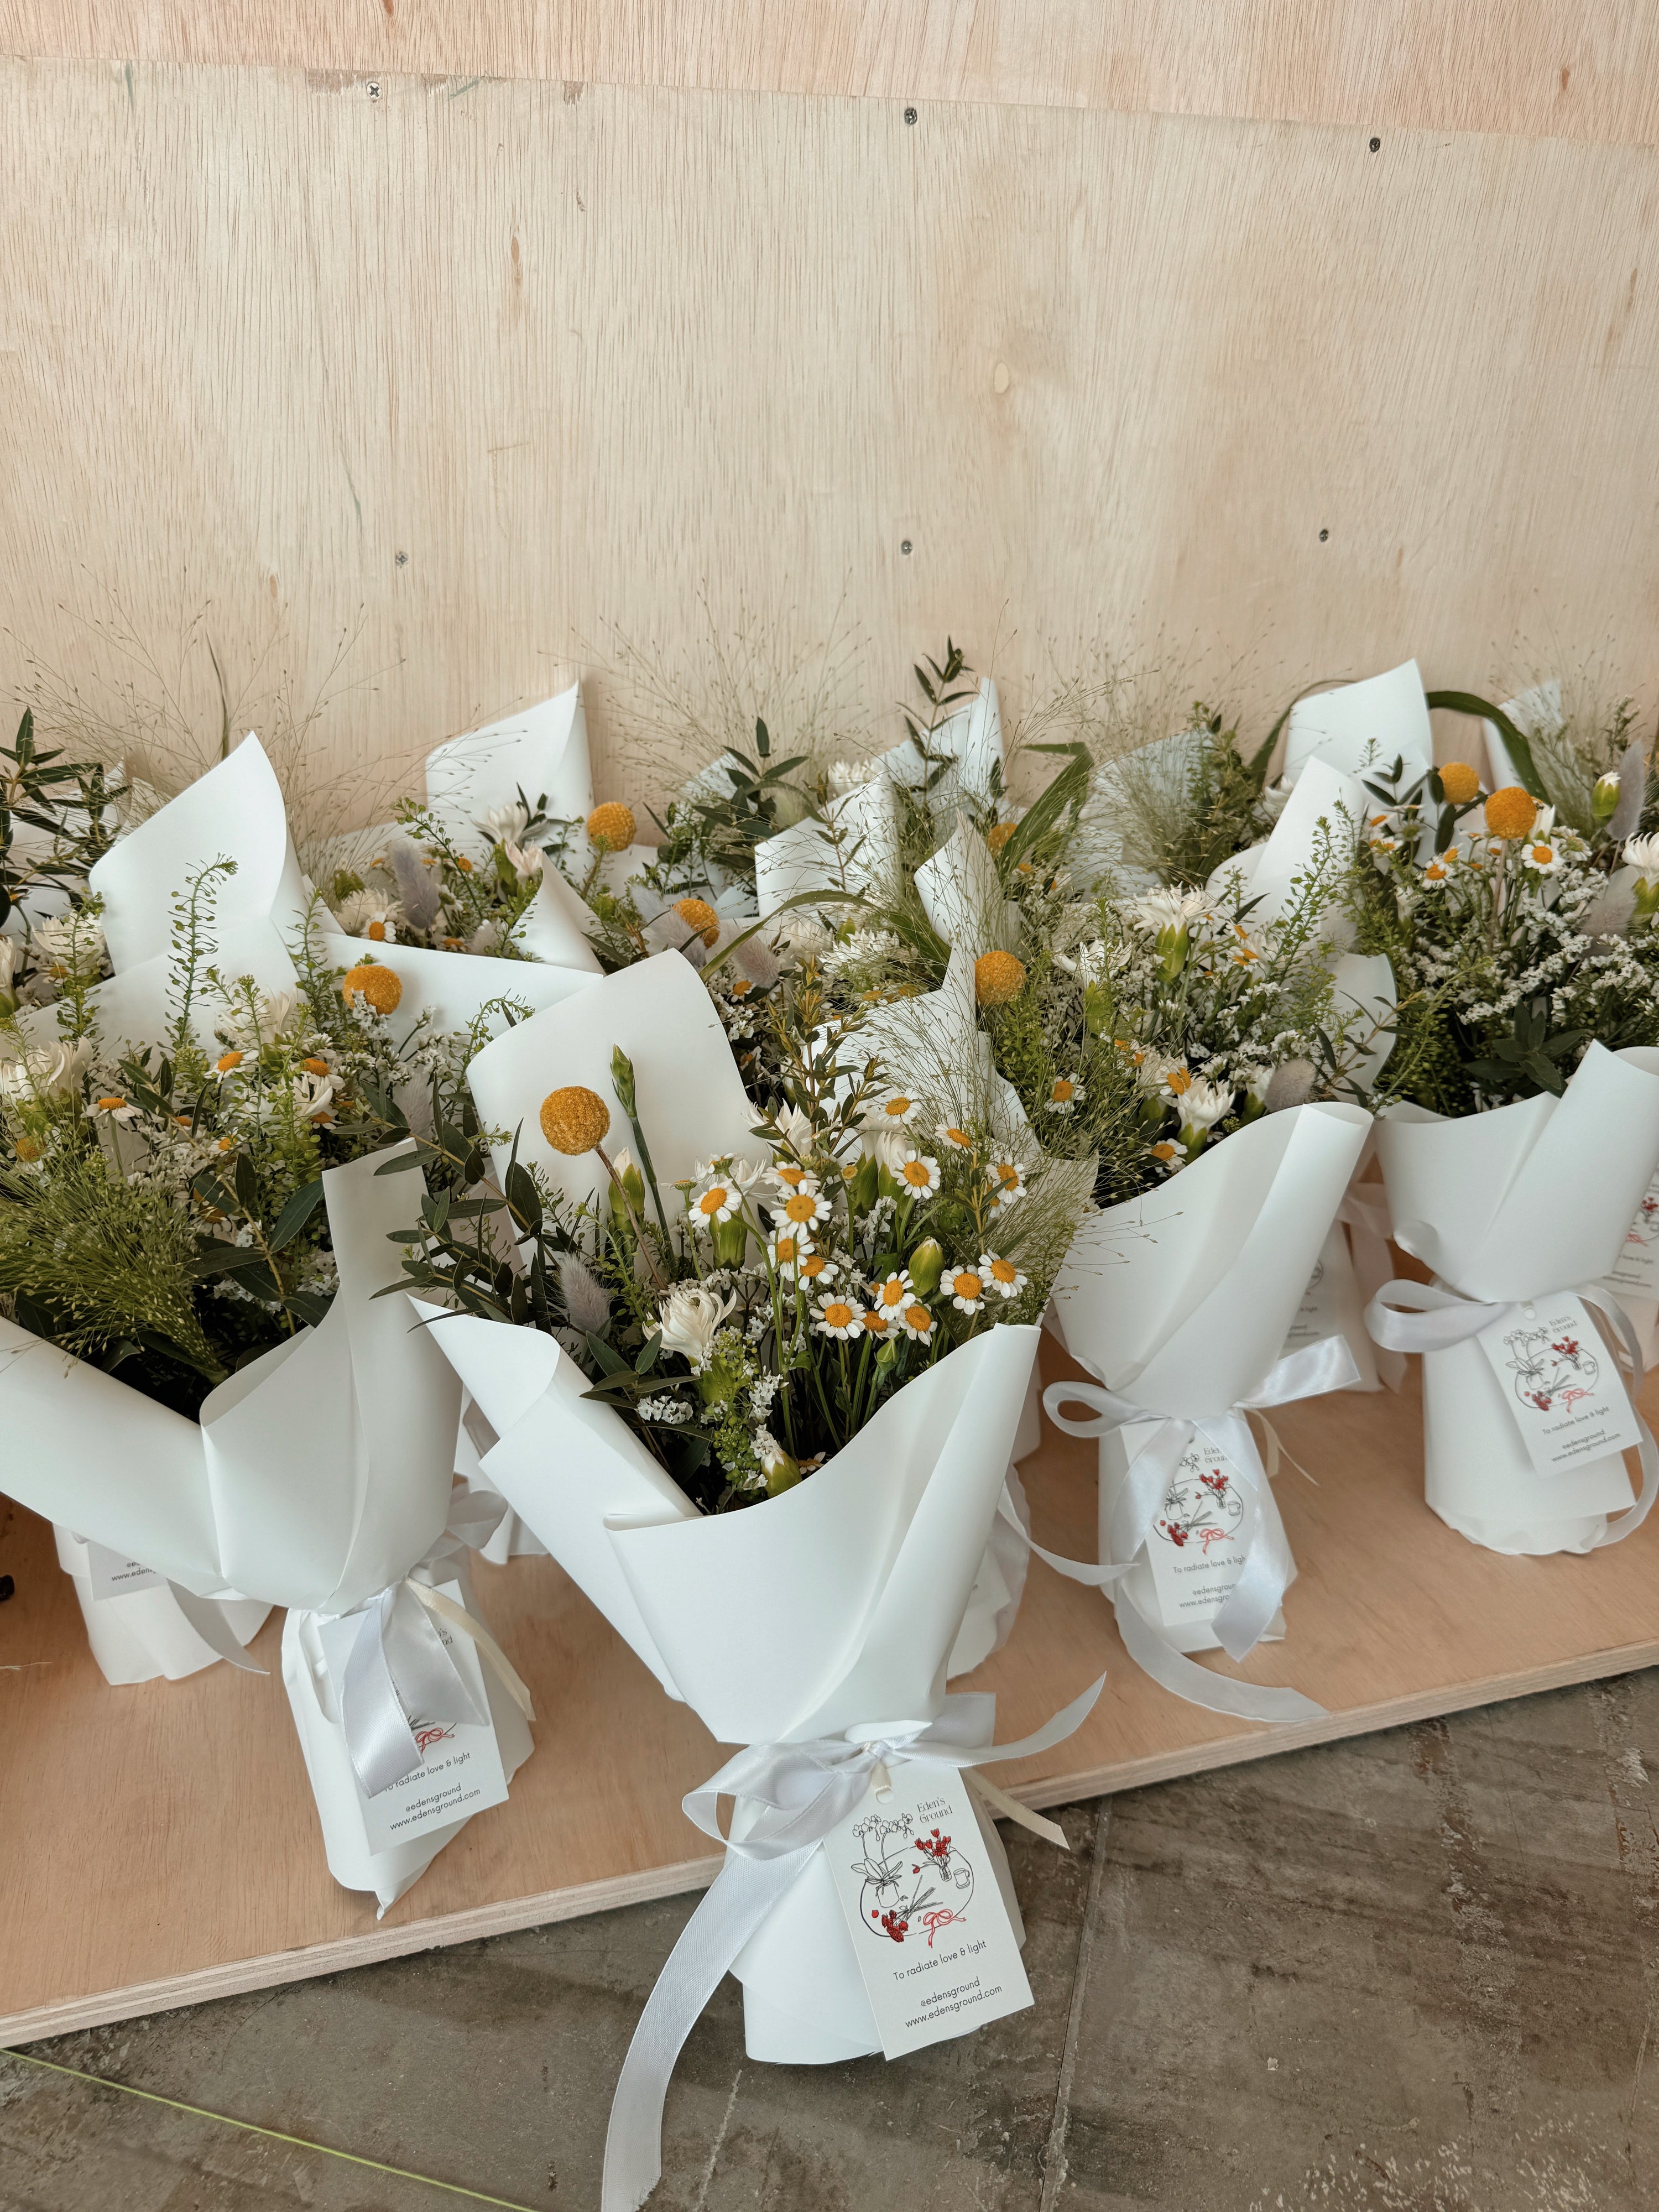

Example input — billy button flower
[341,962,403,1016]
[540,1084,669,1286]
[585,801,637,853]
[674,896,722,947]
[1484,786,1538,841]
[974,951,1026,1007]
[813,1290,865,1340]
[1438,760,1483,806]
[979,1252,1028,1300]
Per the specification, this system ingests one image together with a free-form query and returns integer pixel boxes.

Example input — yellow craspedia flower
[1439,760,1481,805]
[586,801,637,852]
[974,950,1026,1007]
[539,1084,611,1155]
[1485,786,1538,840]
[674,896,721,947]
[341,962,403,1015]
[986,821,1019,854]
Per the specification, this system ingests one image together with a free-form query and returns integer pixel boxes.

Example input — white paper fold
[53,1527,270,1685]
[1484,680,1562,793]
[1373,1042,1659,1552]
[1283,660,1433,789]
[424,683,594,856]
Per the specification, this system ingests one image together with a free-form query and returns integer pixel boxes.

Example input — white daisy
[894,1152,942,1198]
[812,1290,866,1340]
[979,1253,1029,1301]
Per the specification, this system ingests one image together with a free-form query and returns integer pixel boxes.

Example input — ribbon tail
[406,1578,535,1723]
[1114,1589,1327,1725]
[165,1583,267,1674]
[602,1846,816,2212]
[964,1767,1068,1849]
[995,1484,1131,1589]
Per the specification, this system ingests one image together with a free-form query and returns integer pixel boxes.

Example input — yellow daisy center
[905,1304,933,1333]
[95,1095,127,1112]
[785,1192,819,1222]
[878,1280,906,1307]
[1051,1078,1074,1102]
[862,1310,890,1333]
[800,1254,828,1279]
[822,1301,854,1329]
[990,1258,1019,1284]
[881,1097,914,1119]
[901,1160,932,1187]
[216,1052,243,1072]
[697,1187,731,1217]
[952,1271,982,1300]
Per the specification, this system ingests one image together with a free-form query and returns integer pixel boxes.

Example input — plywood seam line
[2,4,1658,152]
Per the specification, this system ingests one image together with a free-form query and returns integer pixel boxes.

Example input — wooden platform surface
[6,1340,1659,2045]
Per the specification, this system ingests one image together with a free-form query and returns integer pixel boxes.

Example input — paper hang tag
[316,1582,510,1855]
[1475,1296,1642,1479]
[822,1758,1032,2060]
[1608,1178,1659,1301]
[84,1542,166,1600]
[1142,1446,1251,1631]
[1283,1248,1342,1357]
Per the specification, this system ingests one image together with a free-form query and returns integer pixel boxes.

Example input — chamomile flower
[897,1301,936,1343]
[979,1253,1028,1301]
[935,1121,975,1152]
[985,1157,1027,1208]
[813,1291,866,1340]
[894,1152,941,1198]
[945,1265,985,1313]
[1150,1139,1183,1172]
[796,1249,836,1286]
[776,1183,833,1229]
[1518,806,1567,875]
[689,1171,743,1225]
[868,1092,920,1127]
[770,1161,816,1192]
[86,1092,139,1124]
[860,1306,893,1337]
[766,1229,814,1276]
[1045,1073,1084,1115]
[868,1270,913,1314]
[1420,856,1454,890]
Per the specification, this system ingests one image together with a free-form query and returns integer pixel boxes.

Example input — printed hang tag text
[317,1581,509,1855]
[1608,1178,1659,1301]
[1142,1446,1251,1631]
[1283,1240,1342,1356]
[84,1542,166,1600]
[1476,1296,1641,1478]
[822,1758,1032,2059]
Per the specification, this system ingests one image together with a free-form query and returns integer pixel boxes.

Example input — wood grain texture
[7,1339,1659,2046]
[2,59,1656,821]
[4,3,1659,148]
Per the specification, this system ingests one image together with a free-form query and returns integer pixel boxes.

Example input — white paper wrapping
[53,1527,270,1685]
[883,675,1004,805]
[283,1545,534,1913]
[423,683,594,856]
[1484,680,1562,792]
[429,1300,1043,2059]
[1371,1042,1659,1553]
[1282,659,1434,789]
[1045,1101,1371,1700]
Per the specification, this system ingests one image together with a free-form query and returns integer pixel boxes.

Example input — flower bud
[1594,771,1621,823]
[607,1145,648,1230]
[909,1238,945,1297]
[847,1151,880,1211]
[761,1439,802,1496]
[1155,924,1191,982]
[711,1214,749,1268]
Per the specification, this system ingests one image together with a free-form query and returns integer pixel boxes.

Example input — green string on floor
[1,2047,543,2210]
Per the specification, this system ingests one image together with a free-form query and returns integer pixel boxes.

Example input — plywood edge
[0,1850,722,2047]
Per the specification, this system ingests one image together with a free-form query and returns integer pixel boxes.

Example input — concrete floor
[5,1671,1658,2212]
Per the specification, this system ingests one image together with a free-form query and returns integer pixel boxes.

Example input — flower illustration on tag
[1154,1453,1244,1554]
[1503,1323,1599,1415]
[852,1813,974,1945]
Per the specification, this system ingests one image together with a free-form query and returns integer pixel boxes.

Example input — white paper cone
[281,1553,533,1913]
[53,1528,270,1685]
[423,684,594,858]
[1283,660,1433,789]
[753,778,902,916]
[915,820,1020,957]
[883,677,1003,806]
[453,1396,547,1562]
[1485,680,1562,793]
[1374,1042,1659,1552]
[465,950,766,1209]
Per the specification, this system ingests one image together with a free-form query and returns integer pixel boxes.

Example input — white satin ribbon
[1365,1277,1659,1547]
[1337,1186,1404,1390]
[337,1489,535,1797]
[602,1676,1104,2212]
[1029,1335,1360,1723]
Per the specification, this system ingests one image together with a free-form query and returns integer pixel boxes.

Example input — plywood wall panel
[1,59,1657,816]
[5,3,1659,149]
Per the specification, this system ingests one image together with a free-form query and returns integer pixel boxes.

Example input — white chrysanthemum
[503,839,546,878]
[29,912,106,977]
[477,800,531,844]
[656,1283,737,1367]
[219,988,301,1053]
[290,1070,337,1122]
[334,889,404,942]
[0,1039,89,1103]
[1129,887,1212,936]
[1176,1077,1234,1134]
[1624,833,1659,876]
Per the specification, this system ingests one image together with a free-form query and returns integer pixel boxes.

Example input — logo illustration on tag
[1503,1323,1599,1415]
[851,1813,975,1949]
[1154,1458,1244,1553]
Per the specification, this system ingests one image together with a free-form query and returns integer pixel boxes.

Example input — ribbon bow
[1031,1333,1360,1723]
[601,1677,1104,2212]
[1365,1277,1659,1546]
[337,1488,535,1798]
